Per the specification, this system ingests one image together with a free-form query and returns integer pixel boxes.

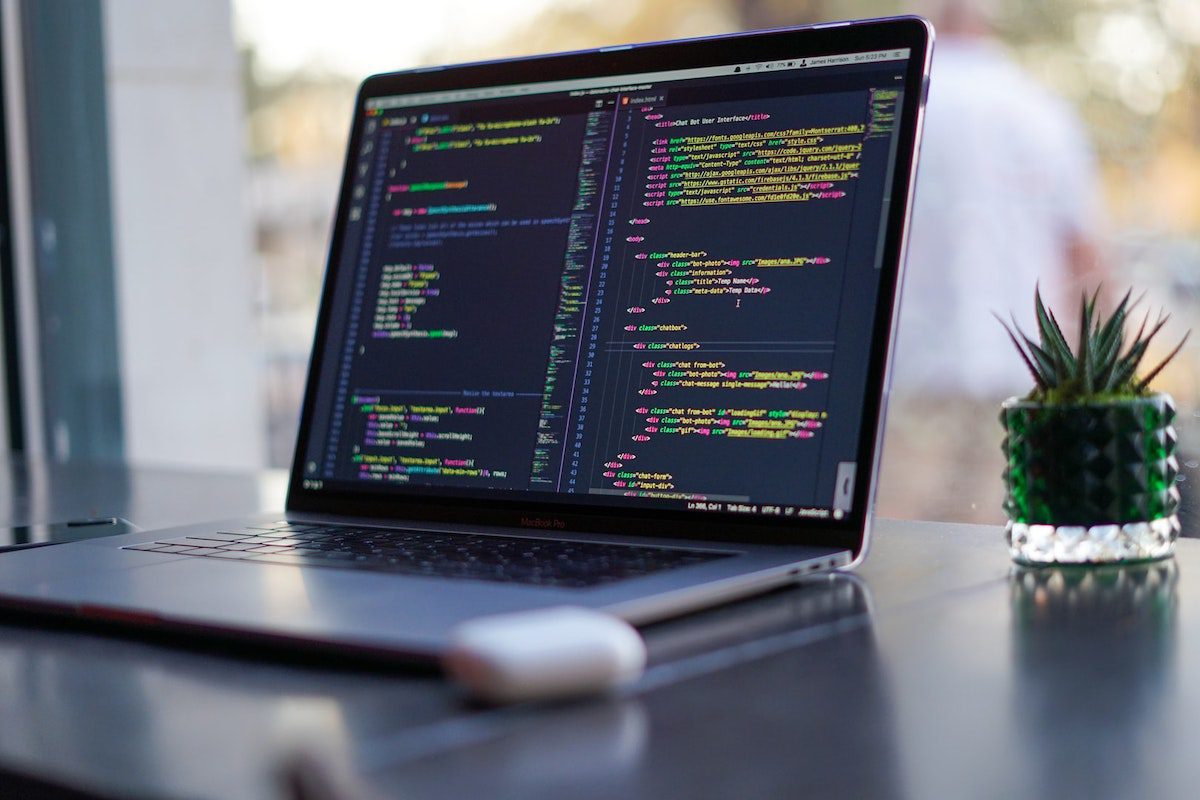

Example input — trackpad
[9,556,578,655]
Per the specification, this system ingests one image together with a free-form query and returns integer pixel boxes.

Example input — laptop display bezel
[286,17,933,560]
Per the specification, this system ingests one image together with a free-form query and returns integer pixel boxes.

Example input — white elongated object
[444,606,647,704]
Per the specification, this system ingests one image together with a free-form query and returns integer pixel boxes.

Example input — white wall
[103,0,265,469]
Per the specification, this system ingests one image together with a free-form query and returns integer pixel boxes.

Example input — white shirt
[891,37,1102,397]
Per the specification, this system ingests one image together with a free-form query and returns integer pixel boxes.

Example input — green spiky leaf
[999,287,1190,404]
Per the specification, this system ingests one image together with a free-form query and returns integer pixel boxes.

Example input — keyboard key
[311,551,355,561]
[263,538,305,547]
[243,553,334,568]
[189,533,250,542]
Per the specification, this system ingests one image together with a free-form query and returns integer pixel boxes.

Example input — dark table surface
[0,459,1194,799]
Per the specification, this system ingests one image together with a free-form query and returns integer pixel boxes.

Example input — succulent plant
[997,287,1190,405]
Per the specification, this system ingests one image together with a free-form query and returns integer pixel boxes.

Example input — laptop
[0,17,931,661]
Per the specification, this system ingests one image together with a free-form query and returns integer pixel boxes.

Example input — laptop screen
[293,27,925,539]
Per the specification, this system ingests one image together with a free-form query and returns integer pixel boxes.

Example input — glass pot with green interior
[998,289,1189,564]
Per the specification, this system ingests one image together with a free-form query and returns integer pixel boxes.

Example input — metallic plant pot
[1000,392,1181,564]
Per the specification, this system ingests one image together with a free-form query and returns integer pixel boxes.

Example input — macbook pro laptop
[0,17,932,661]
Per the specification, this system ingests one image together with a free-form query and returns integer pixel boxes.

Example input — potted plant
[998,288,1189,564]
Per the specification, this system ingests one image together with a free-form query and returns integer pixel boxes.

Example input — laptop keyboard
[122,522,729,589]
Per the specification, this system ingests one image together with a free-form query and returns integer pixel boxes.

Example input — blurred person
[876,0,1108,522]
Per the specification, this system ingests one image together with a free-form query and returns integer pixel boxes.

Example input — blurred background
[4,0,1198,524]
